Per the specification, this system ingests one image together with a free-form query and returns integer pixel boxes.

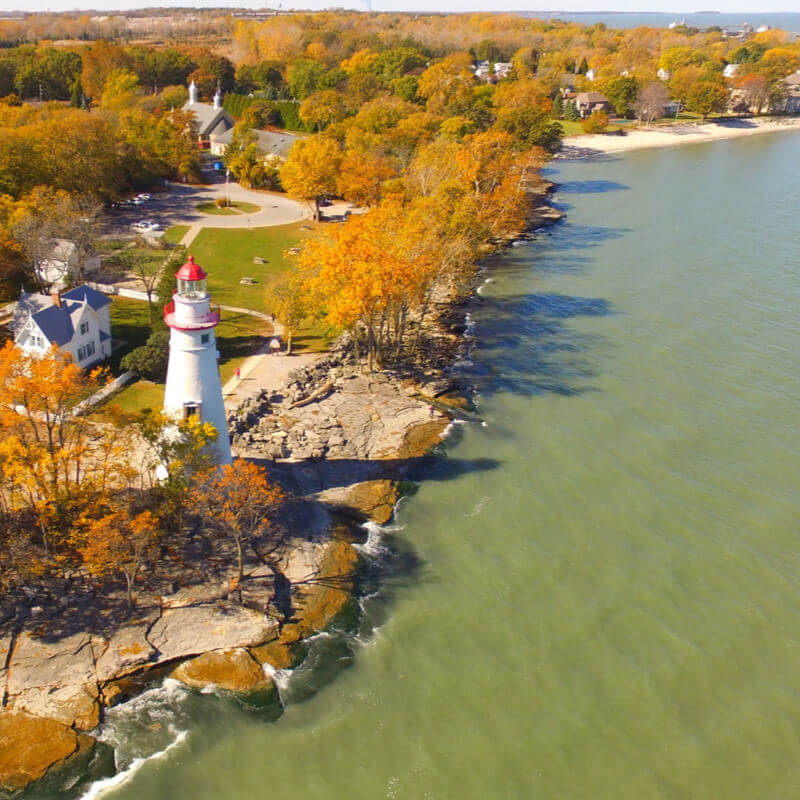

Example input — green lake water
[63,132,800,800]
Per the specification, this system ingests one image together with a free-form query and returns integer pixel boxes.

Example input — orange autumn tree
[78,505,160,613]
[0,342,114,551]
[295,196,436,369]
[191,460,284,601]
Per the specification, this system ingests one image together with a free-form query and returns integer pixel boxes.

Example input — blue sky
[1,0,799,15]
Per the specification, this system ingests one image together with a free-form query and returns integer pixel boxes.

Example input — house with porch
[11,285,112,368]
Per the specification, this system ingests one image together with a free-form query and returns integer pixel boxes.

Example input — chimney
[51,291,61,308]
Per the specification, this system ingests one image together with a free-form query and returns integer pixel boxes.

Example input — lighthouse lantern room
[163,254,232,464]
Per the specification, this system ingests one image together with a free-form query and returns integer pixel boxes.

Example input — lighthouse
[163,254,232,464]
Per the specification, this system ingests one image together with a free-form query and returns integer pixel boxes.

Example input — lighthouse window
[201,333,210,344]
[183,402,201,421]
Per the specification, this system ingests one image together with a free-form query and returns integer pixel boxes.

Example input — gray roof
[577,92,610,104]
[785,72,800,86]
[62,284,111,311]
[12,285,110,346]
[212,126,300,160]
[182,102,235,137]
[253,128,299,160]
[31,303,78,346]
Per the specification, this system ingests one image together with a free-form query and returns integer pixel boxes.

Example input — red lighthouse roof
[175,254,207,281]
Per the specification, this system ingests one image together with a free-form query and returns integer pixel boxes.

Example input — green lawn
[189,221,317,312]
[196,201,261,216]
[164,225,189,245]
[99,222,332,416]
[556,119,585,136]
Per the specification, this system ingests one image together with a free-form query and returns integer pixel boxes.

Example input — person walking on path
[235,367,241,380]
[270,338,281,356]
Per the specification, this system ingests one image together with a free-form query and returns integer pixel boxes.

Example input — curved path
[163,181,309,248]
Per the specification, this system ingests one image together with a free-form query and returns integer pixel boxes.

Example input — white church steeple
[188,79,198,105]
[163,255,231,464]
[213,83,222,110]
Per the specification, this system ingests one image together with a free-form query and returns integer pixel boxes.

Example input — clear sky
[1,0,798,16]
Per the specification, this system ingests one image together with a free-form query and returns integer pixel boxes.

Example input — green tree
[686,80,728,120]
[602,75,638,117]
[495,107,563,153]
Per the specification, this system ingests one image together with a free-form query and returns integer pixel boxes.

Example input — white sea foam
[355,521,388,558]
[467,496,489,517]
[80,731,188,800]
[464,312,476,335]
[262,662,293,693]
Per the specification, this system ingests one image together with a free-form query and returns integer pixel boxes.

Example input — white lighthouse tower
[163,254,232,464]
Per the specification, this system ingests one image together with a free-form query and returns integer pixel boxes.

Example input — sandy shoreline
[561,116,800,156]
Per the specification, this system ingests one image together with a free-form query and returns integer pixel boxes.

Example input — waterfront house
[575,92,612,118]
[784,72,800,113]
[11,285,112,367]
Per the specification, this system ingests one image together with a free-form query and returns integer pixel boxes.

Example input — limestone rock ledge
[171,648,275,695]
[0,709,94,792]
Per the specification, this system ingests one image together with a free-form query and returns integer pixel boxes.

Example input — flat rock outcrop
[147,604,278,663]
[5,632,100,730]
[0,709,94,792]
[171,648,275,694]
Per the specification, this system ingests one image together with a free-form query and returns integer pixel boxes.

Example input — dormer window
[80,321,89,335]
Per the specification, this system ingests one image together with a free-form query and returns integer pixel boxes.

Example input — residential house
[585,69,596,82]
[210,126,300,159]
[657,68,672,81]
[182,81,235,149]
[36,239,101,289]
[723,63,741,79]
[575,92,613,118]
[493,62,513,80]
[11,285,112,367]
[473,60,491,81]
[784,71,800,113]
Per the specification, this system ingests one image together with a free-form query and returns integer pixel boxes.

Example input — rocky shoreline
[0,181,562,796]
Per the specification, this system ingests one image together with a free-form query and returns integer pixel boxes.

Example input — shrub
[582,110,609,133]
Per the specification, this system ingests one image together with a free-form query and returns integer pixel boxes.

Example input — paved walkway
[223,348,321,409]
[168,182,309,232]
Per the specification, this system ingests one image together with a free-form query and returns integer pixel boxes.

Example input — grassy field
[100,221,333,415]
[556,119,585,136]
[189,221,318,312]
[196,201,261,216]
[164,225,189,245]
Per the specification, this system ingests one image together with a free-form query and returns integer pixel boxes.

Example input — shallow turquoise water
[63,131,800,800]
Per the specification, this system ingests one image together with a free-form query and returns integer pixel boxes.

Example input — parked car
[318,198,333,207]
[128,197,145,206]
[136,193,153,202]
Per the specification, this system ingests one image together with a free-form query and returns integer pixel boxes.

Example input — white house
[586,68,597,82]
[657,68,672,81]
[36,239,101,288]
[11,285,112,368]
[723,63,741,79]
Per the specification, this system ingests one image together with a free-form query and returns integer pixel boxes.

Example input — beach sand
[561,117,800,156]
